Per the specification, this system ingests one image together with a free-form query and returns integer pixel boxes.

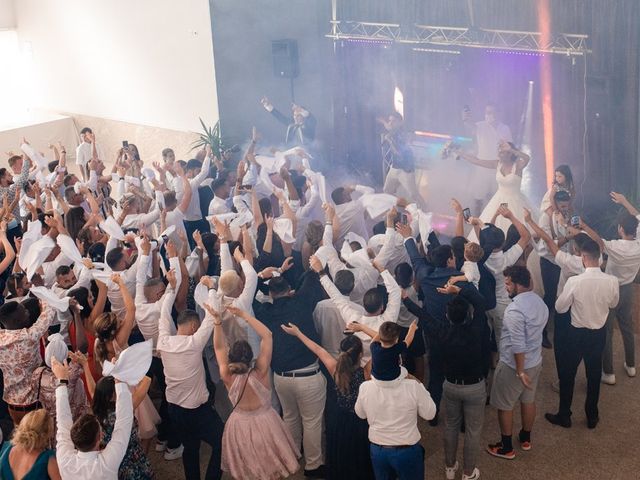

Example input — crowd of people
[0,99,637,480]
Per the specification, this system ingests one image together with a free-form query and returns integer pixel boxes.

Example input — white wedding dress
[477,162,534,234]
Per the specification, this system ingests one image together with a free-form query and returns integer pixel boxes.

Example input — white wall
[0,0,15,28]
[14,0,219,133]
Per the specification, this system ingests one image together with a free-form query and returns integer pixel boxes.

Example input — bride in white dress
[459,141,534,234]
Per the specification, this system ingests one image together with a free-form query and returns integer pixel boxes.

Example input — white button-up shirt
[475,120,512,160]
[320,270,401,364]
[157,288,214,408]
[313,297,365,358]
[603,238,640,286]
[355,368,436,446]
[555,267,619,329]
[56,383,133,480]
[75,141,105,167]
[174,156,211,221]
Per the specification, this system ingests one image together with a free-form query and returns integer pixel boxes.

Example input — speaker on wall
[272,39,299,79]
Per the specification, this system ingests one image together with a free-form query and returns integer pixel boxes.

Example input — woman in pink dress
[208,304,300,480]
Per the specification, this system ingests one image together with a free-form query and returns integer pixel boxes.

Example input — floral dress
[101,410,154,480]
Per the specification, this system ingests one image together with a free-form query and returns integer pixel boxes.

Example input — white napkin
[45,333,68,368]
[368,234,386,256]
[316,174,328,204]
[57,234,84,265]
[30,286,70,312]
[273,218,295,244]
[20,143,49,170]
[100,216,125,241]
[101,340,153,386]
[185,250,200,277]
[314,245,332,268]
[92,270,114,288]
[19,220,43,271]
[124,176,141,188]
[23,236,55,281]
[418,211,433,249]
[141,167,156,180]
[360,193,397,219]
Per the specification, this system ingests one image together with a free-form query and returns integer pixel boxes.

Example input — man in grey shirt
[487,266,548,461]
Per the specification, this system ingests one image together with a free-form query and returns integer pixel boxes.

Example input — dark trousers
[427,354,444,413]
[370,443,424,480]
[553,310,572,379]
[168,402,224,480]
[183,219,211,250]
[540,258,561,331]
[149,357,180,449]
[558,324,606,421]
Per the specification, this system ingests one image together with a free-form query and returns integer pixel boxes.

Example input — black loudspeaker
[272,39,299,78]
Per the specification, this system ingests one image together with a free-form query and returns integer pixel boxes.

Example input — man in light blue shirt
[487,266,548,461]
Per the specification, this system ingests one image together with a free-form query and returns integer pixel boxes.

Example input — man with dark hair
[329,183,375,245]
[471,207,530,351]
[580,192,640,385]
[487,265,547,460]
[254,259,326,478]
[207,177,231,216]
[313,269,362,358]
[52,356,133,477]
[157,271,224,480]
[176,155,211,249]
[536,190,575,349]
[75,127,103,181]
[546,239,619,430]
[0,301,54,425]
[403,283,490,480]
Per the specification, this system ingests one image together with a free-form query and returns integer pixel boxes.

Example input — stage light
[394,86,404,118]
[529,80,534,84]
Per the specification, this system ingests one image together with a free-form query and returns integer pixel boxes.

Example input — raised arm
[175,165,192,214]
[610,192,640,217]
[579,219,605,252]
[227,305,272,377]
[281,322,337,375]
[101,382,134,468]
[451,198,465,237]
[0,221,16,275]
[459,151,498,170]
[499,205,530,249]
[112,274,135,347]
[524,208,559,257]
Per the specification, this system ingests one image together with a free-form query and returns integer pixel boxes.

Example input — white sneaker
[164,444,184,461]
[601,373,616,385]
[154,440,167,452]
[624,363,636,377]
[462,468,481,480]
[445,461,459,480]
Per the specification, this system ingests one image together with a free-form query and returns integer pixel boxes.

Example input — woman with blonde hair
[0,408,61,479]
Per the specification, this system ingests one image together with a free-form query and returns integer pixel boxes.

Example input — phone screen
[500,203,508,208]
[463,208,471,221]
[122,140,129,149]
[571,215,580,227]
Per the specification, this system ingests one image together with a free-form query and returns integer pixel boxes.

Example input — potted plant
[192,118,225,157]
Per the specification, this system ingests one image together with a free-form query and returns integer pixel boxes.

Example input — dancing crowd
[0,101,638,480]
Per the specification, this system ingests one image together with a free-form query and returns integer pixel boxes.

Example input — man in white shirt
[313,270,363,357]
[355,367,436,479]
[463,104,513,212]
[581,202,640,384]
[331,184,375,245]
[315,258,401,364]
[104,236,141,320]
[162,164,192,252]
[175,156,212,250]
[157,272,223,480]
[75,128,104,181]
[546,239,619,429]
[207,177,231,216]
[53,357,133,480]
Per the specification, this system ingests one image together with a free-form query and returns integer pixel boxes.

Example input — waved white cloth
[255,155,286,175]
[30,286,70,312]
[194,281,215,309]
[368,234,386,256]
[45,333,68,368]
[141,167,156,180]
[159,225,176,240]
[36,170,57,188]
[23,236,55,281]
[100,216,125,241]
[124,176,141,188]
[19,220,42,270]
[185,250,200,277]
[101,339,153,386]
[417,211,433,249]
[91,270,114,288]
[57,234,84,265]
[316,174,328,204]
[344,248,372,270]
[154,190,165,210]
[20,143,49,170]
[360,193,397,219]
[274,218,295,244]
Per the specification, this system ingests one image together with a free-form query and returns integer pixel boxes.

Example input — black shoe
[542,334,553,349]
[587,417,599,429]
[304,465,327,478]
[545,413,571,428]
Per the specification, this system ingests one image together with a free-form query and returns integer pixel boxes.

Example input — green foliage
[191,118,224,157]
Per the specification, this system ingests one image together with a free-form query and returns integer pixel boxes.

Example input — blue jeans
[370,443,424,480]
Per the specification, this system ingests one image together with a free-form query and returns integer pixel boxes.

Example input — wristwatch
[56,379,69,387]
